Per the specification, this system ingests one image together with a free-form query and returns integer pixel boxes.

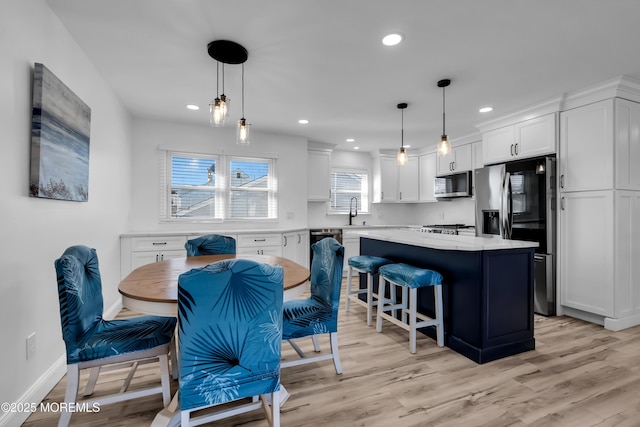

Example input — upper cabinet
[307,146,332,201]
[482,113,557,165]
[372,153,419,203]
[419,152,437,202]
[436,143,472,176]
[559,100,614,192]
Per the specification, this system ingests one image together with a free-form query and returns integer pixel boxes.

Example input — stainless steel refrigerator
[475,156,556,315]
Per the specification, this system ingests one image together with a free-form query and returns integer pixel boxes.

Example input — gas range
[419,224,475,235]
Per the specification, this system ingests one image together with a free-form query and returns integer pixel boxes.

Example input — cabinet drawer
[237,233,282,248]
[131,235,187,251]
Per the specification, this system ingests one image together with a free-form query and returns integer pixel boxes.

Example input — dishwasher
[309,229,343,266]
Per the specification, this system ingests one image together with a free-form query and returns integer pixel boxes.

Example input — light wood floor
[24,281,640,426]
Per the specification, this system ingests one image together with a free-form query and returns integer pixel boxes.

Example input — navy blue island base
[360,236,535,364]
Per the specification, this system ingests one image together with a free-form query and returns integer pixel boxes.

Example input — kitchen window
[329,168,369,214]
[161,151,277,221]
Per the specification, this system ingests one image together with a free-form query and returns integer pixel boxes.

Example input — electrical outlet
[26,333,36,360]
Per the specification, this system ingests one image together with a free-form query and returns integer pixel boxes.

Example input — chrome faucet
[349,197,358,225]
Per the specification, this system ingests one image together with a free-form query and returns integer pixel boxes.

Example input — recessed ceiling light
[479,107,493,113]
[354,146,360,150]
[186,104,200,110]
[346,138,355,142]
[404,145,411,148]
[298,119,309,124]
[382,33,403,46]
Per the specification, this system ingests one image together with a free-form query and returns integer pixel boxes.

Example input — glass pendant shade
[237,117,250,144]
[438,135,451,156]
[397,147,408,165]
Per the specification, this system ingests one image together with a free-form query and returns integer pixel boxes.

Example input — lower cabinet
[282,231,309,268]
[237,233,282,256]
[120,235,187,279]
[559,190,640,330]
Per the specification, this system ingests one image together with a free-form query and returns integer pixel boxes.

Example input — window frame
[161,150,277,222]
[329,167,369,215]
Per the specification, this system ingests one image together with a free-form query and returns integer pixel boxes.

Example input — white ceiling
[46,0,640,153]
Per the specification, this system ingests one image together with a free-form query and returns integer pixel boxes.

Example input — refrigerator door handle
[502,171,513,239]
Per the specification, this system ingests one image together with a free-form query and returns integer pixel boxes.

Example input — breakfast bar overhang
[349,229,539,364]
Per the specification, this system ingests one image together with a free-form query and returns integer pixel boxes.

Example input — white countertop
[344,229,538,251]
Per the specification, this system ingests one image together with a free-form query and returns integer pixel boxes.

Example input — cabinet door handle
[160,254,164,261]
[561,196,565,210]
[283,236,288,246]
[156,254,159,262]
[297,234,301,244]
[515,143,519,156]
[560,174,564,188]
[399,191,402,200]
[254,239,266,242]
[452,161,455,171]
[152,242,167,246]
[381,191,384,200]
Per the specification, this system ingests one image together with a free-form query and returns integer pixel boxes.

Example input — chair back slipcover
[283,237,344,339]
[55,245,176,364]
[178,258,283,411]
[185,234,236,256]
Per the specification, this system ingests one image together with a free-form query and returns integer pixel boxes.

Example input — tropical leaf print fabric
[282,237,344,339]
[185,234,236,256]
[54,245,176,364]
[178,259,283,411]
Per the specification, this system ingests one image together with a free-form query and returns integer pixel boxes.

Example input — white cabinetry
[472,140,483,170]
[419,152,437,202]
[558,97,640,330]
[237,233,283,256]
[559,191,614,316]
[282,230,309,268]
[377,155,398,202]
[483,114,556,165]
[397,156,419,202]
[436,143,472,176]
[559,101,613,192]
[120,235,187,278]
[307,148,332,201]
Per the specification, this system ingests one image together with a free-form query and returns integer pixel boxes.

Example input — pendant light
[207,40,248,129]
[210,62,229,127]
[437,79,451,156]
[397,102,408,166]
[236,63,250,144]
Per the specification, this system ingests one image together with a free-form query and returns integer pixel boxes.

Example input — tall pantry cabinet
[559,97,640,330]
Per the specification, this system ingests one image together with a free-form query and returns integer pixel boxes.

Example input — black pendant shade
[207,40,248,64]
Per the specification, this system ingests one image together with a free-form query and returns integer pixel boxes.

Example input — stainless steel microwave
[434,171,472,199]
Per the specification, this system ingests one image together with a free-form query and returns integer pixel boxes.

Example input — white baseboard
[0,355,66,427]
[604,313,640,331]
[0,299,123,427]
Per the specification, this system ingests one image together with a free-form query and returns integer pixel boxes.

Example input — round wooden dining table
[118,253,310,317]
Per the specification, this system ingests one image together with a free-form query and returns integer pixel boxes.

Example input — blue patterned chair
[281,237,345,374]
[185,234,236,256]
[178,259,283,427]
[54,245,176,427]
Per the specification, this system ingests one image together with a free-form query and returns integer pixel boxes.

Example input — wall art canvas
[29,63,91,201]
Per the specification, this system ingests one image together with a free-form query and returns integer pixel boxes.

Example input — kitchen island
[346,229,538,364]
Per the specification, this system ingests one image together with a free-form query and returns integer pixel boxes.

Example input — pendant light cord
[216,62,219,96]
[442,86,446,135]
[222,63,225,95]
[241,63,245,117]
[401,107,404,148]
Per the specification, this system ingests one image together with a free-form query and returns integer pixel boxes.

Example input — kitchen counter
[357,231,536,364]
[345,229,538,251]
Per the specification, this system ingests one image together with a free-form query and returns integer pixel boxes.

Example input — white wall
[0,2,133,425]
[129,118,308,232]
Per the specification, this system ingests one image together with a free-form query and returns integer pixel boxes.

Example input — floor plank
[24,281,640,426]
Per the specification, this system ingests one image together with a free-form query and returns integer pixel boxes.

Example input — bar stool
[376,263,444,354]
[345,255,393,326]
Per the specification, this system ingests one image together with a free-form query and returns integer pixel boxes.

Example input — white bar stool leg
[346,265,354,312]
[366,272,374,326]
[409,288,418,354]
[376,278,387,333]
[435,284,444,347]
